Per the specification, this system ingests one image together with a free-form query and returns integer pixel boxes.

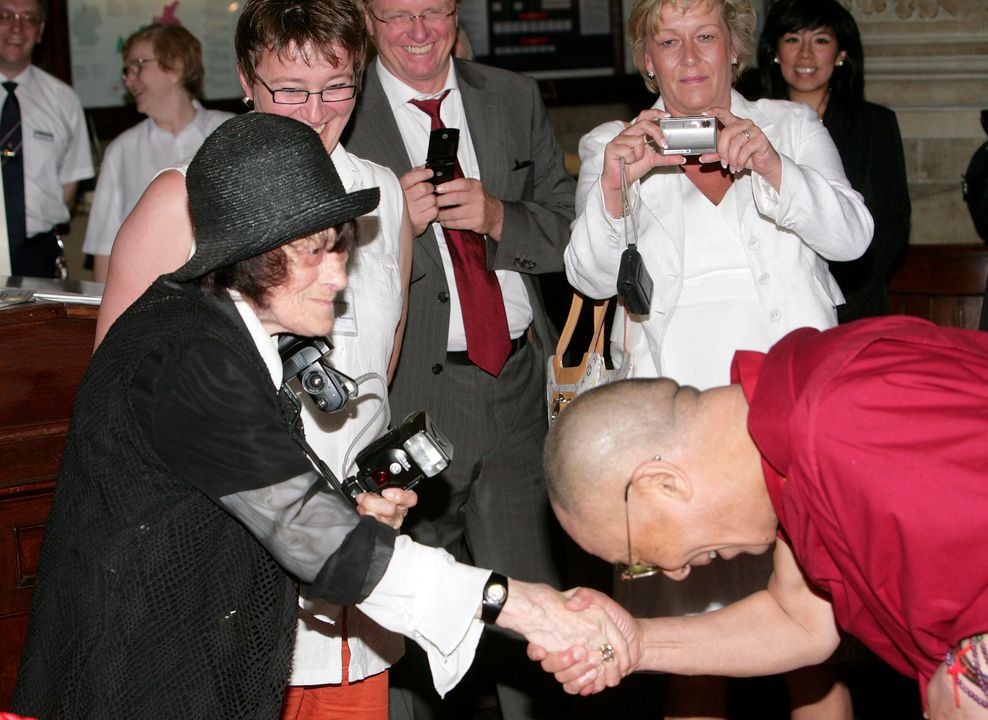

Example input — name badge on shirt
[33,130,54,142]
[332,286,357,337]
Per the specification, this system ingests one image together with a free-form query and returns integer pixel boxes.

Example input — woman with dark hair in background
[757,0,911,322]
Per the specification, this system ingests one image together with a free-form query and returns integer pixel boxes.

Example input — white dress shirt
[375,61,533,349]
[1,65,93,236]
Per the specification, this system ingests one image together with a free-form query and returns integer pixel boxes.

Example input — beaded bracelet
[945,634,988,710]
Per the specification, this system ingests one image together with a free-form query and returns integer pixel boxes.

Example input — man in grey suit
[343,1,576,718]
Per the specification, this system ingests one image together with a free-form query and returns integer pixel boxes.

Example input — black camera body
[278,334,354,413]
[426,127,459,185]
[340,411,453,504]
[617,245,654,316]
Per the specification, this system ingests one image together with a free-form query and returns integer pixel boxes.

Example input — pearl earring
[646,71,655,79]
[731,58,738,65]
[836,59,844,67]
[242,96,253,107]
[773,56,780,64]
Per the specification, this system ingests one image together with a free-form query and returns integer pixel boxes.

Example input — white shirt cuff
[356,535,489,696]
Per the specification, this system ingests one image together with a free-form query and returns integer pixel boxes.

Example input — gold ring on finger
[742,129,752,142]
[599,643,616,663]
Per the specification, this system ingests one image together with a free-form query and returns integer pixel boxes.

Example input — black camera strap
[616,157,654,316]
[278,383,350,504]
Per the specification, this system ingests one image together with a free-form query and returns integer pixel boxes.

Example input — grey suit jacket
[342,58,575,417]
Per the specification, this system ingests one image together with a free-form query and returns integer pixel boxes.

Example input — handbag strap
[553,293,608,374]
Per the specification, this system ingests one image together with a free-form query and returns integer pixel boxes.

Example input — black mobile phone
[426,127,459,185]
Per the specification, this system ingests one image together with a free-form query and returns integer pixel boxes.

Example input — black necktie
[1,80,26,255]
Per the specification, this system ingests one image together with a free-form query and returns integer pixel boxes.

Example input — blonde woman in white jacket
[566,0,872,391]
[564,1,872,718]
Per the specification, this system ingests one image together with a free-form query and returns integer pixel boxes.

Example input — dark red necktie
[410,91,511,376]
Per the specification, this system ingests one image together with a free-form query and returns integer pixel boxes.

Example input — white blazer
[565,90,874,377]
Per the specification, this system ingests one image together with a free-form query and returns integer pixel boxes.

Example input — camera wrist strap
[620,157,639,249]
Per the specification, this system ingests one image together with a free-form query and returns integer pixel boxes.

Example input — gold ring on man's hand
[600,643,616,663]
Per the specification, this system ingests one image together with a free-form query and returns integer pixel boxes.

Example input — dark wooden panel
[0,304,96,435]
[0,490,54,616]
[0,614,30,706]
[0,430,67,486]
[887,244,987,330]
[0,301,95,707]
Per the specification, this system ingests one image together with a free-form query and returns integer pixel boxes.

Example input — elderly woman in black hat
[11,113,629,719]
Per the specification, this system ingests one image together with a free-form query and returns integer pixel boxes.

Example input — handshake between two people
[498,582,641,696]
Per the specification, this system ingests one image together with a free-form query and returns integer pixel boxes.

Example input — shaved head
[544,378,699,518]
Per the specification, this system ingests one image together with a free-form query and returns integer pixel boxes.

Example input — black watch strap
[481,572,508,625]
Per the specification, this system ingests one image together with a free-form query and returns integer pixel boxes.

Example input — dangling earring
[773,56,780,64]
[646,71,655,79]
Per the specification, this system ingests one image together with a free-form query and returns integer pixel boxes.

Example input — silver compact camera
[652,116,718,156]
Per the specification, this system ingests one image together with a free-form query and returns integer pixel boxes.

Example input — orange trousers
[280,638,388,720]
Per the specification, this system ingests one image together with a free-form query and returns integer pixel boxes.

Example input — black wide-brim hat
[172,113,380,282]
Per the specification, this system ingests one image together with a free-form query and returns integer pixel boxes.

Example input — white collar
[374,57,459,116]
[230,291,283,388]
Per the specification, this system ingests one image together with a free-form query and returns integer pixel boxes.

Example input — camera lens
[302,369,325,393]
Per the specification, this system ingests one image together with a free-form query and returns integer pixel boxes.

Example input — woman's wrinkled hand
[497,581,638,695]
[526,586,642,696]
[703,107,783,191]
[355,487,417,530]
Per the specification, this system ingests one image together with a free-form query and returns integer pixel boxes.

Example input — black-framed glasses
[367,2,457,29]
[0,9,43,27]
[617,478,660,582]
[254,76,357,105]
[122,57,157,80]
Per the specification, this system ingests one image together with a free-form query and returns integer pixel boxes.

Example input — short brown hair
[235,0,368,90]
[123,24,205,97]
[197,221,357,309]
[628,0,756,94]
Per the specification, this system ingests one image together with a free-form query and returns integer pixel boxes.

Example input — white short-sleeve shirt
[83,102,233,256]
[2,65,94,235]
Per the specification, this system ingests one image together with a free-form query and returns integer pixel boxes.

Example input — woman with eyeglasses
[83,24,233,282]
[93,1,414,718]
[756,0,911,323]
